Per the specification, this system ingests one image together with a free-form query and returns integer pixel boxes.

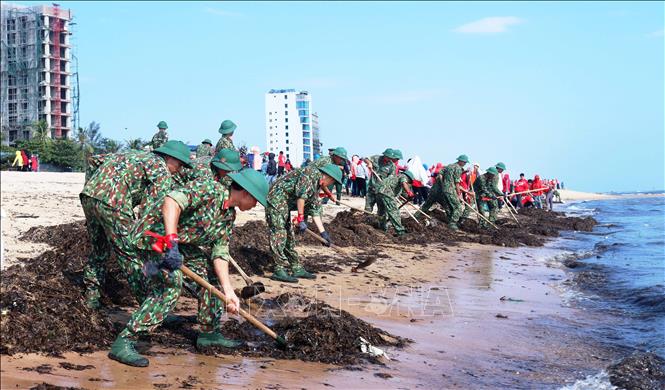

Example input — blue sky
[21,1,664,192]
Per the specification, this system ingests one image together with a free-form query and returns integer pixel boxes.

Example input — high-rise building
[265,89,321,167]
[1,3,75,144]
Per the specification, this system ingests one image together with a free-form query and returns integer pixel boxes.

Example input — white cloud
[363,89,444,105]
[204,7,242,17]
[647,29,664,38]
[454,16,524,34]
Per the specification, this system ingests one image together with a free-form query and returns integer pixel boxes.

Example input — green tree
[29,120,50,148]
[100,138,122,153]
[125,138,146,150]
[50,139,84,171]
[74,126,94,155]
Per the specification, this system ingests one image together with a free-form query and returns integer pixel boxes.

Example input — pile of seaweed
[1,222,115,355]
[608,352,665,390]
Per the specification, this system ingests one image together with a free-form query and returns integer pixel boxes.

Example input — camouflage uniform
[266,166,322,272]
[441,163,464,225]
[150,130,168,149]
[177,155,234,188]
[195,143,212,159]
[420,170,446,216]
[473,174,503,227]
[214,136,236,154]
[80,151,175,305]
[364,155,396,213]
[312,155,345,201]
[124,176,236,336]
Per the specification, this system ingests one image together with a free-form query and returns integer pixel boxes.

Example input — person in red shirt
[531,175,545,208]
[514,173,529,209]
[284,159,292,173]
[31,154,39,172]
[277,151,286,176]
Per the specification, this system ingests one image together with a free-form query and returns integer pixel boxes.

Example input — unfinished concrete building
[1,3,76,144]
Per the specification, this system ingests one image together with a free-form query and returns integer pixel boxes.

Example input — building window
[299,110,308,116]
[304,146,311,152]
[303,124,310,130]
[304,153,310,160]
[286,147,289,151]
[285,103,288,108]
[285,133,289,137]
[269,112,272,115]
[284,95,287,99]
[285,126,288,130]
[301,117,309,124]
[285,118,288,123]
[284,111,288,115]
[303,132,310,138]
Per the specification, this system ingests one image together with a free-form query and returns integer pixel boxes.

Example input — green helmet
[331,147,348,161]
[382,148,394,158]
[202,139,213,145]
[392,149,403,160]
[157,120,168,129]
[211,148,242,171]
[154,140,192,168]
[229,168,269,207]
[218,120,237,135]
[318,163,343,184]
[456,154,470,163]
[495,162,506,171]
[403,170,415,181]
[486,166,499,175]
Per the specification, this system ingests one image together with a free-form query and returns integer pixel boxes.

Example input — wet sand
[1,172,622,388]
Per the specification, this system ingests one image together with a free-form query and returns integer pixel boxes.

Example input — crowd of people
[10,149,39,172]
[78,119,563,368]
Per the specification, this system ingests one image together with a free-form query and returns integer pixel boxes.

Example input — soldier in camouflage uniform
[364,149,397,213]
[365,149,408,235]
[440,154,470,231]
[473,166,503,228]
[312,147,347,203]
[195,138,213,158]
[150,121,169,149]
[107,168,269,367]
[80,141,193,309]
[266,164,342,283]
[214,120,238,153]
[177,148,242,186]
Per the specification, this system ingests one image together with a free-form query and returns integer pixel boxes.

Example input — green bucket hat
[202,139,213,145]
[456,154,470,163]
[318,163,343,185]
[382,148,394,158]
[157,120,168,129]
[403,170,415,181]
[392,149,403,160]
[486,166,499,175]
[331,147,348,161]
[218,120,237,135]
[495,162,506,171]
[154,140,192,168]
[229,168,269,207]
[211,148,242,171]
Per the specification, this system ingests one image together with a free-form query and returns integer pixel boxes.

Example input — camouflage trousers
[420,182,446,215]
[376,191,405,234]
[364,187,378,213]
[180,245,225,333]
[476,196,499,227]
[80,195,146,304]
[460,195,475,219]
[442,187,463,225]
[120,265,183,338]
[266,205,301,271]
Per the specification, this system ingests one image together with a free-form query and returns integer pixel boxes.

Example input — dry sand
[0,171,640,388]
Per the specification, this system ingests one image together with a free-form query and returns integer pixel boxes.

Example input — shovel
[180,265,287,347]
[303,228,377,271]
[228,257,266,299]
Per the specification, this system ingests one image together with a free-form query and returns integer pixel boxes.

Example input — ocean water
[550,194,665,359]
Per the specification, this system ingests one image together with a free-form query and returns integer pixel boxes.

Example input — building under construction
[1,3,78,144]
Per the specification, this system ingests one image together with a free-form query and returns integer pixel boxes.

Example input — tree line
[1,120,148,171]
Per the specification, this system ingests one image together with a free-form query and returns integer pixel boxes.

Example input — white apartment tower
[1,3,74,143]
[265,89,321,167]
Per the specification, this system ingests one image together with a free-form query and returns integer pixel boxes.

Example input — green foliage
[29,120,50,147]
[100,138,122,153]
[125,138,147,150]
[16,138,54,161]
[49,138,84,171]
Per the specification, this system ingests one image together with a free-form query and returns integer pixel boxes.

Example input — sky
[18,1,665,192]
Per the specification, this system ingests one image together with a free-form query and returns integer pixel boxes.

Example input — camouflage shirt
[367,155,396,190]
[81,151,174,218]
[214,136,236,154]
[267,165,323,216]
[442,163,463,192]
[151,130,168,149]
[195,143,213,158]
[473,174,503,198]
[131,176,235,262]
[176,155,233,188]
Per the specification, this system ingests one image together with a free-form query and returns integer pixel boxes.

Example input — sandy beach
[0,171,654,388]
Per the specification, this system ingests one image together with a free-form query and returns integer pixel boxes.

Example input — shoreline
[0,172,648,388]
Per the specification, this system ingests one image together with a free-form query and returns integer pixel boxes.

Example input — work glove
[160,242,183,271]
[320,231,332,247]
[292,214,307,233]
[406,190,415,199]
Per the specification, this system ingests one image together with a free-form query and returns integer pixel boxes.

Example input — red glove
[145,231,179,254]
[406,190,415,199]
[291,213,305,225]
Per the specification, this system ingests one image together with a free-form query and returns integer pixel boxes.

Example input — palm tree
[125,138,146,150]
[30,120,50,147]
[101,138,122,153]
[85,121,102,152]
[74,126,93,155]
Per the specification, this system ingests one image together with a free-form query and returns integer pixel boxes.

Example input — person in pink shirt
[277,151,286,176]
